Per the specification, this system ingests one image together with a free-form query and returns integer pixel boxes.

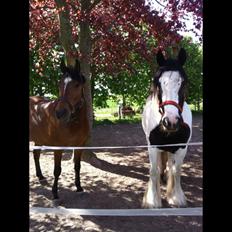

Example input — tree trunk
[197,92,200,111]
[91,65,96,121]
[122,95,126,119]
[54,0,76,66]
[54,0,100,165]
[79,0,100,165]
[79,0,93,128]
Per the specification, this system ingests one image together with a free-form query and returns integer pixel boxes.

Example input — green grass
[93,100,202,126]
[93,115,141,126]
[189,103,203,111]
[94,99,142,126]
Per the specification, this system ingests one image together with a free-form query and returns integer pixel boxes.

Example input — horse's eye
[75,83,80,88]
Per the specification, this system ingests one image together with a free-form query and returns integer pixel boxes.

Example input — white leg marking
[143,148,162,208]
[167,149,187,207]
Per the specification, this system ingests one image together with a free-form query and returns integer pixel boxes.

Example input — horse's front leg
[166,149,187,207]
[74,150,83,192]
[52,150,62,199]
[33,149,46,181]
[143,147,162,208]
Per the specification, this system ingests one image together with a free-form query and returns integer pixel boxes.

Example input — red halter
[159,100,183,114]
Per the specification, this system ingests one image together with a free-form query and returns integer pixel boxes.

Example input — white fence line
[30,207,203,217]
[30,142,203,217]
[30,142,202,151]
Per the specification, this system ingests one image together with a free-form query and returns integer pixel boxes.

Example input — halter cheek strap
[56,88,85,113]
[159,100,183,115]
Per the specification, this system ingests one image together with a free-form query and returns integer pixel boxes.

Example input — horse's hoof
[167,196,187,207]
[142,197,162,208]
[142,201,162,209]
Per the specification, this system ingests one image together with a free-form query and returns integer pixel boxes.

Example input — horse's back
[30,96,50,105]
[29,96,53,144]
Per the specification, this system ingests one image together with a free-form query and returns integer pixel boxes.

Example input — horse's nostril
[56,108,68,119]
[162,117,170,128]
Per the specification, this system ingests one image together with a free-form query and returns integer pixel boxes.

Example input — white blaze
[159,71,182,123]
[63,77,72,94]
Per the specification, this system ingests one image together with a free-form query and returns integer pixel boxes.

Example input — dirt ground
[30,114,202,232]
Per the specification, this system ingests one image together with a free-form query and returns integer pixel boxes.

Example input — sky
[146,0,202,43]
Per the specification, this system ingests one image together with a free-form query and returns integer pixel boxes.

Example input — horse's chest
[58,119,89,143]
[149,123,191,153]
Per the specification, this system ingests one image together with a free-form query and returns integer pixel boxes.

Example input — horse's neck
[152,94,160,114]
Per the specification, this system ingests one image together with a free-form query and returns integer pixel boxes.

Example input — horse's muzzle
[161,116,181,132]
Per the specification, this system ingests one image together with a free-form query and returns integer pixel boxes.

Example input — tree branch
[88,0,102,12]
[154,0,166,8]
[54,0,76,66]
[125,62,139,76]
[91,14,124,45]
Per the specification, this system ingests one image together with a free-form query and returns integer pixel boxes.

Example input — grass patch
[191,110,203,116]
[93,114,141,126]
[93,101,202,126]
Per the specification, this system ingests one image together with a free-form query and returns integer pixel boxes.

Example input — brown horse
[30,59,89,200]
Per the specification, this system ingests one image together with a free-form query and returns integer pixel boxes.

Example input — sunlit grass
[94,115,141,126]
[93,100,202,125]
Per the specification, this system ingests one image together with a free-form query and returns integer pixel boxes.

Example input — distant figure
[118,100,123,119]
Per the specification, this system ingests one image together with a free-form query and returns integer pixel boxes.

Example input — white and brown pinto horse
[142,48,192,208]
[30,59,89,200]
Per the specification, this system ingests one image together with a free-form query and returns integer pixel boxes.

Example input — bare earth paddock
[30,114,202,232]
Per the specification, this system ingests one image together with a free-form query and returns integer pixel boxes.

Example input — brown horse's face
[55,59,86,122]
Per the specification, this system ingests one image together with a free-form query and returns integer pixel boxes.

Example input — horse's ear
[156,50,166,66]
[75,59,81,73]
[60,58,68,74]
[178,48,187,66]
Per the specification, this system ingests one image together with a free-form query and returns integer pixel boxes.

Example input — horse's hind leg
[160,151,168,184]
[74,150,83,192]
[33,149,46,181]
[52,151,62,199]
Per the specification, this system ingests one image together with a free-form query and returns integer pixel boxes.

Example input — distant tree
[93,51,152,109]
[93,37,203,111]
[178,37,202,110]
[30,47,62,97]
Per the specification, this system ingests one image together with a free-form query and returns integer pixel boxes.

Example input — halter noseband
[56,88,85,122]
[159,100,183,115]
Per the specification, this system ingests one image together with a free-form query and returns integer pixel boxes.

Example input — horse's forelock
[63,67,85,84]
[153,62,188,88]
[152,63,188,108]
